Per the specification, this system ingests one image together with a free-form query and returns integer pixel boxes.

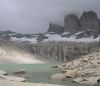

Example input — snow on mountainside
[0,30,99,44]
[44,33,100,43]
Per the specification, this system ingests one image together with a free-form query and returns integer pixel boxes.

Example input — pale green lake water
[0,64,85,86]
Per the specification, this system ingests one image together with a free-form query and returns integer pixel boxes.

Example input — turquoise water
[0,64,84,86]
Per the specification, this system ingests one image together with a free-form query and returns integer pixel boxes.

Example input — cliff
[29,41,100,62]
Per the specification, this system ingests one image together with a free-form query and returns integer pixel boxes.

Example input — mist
[0,0,100,34]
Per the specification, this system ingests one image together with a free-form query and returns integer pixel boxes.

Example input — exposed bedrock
[47,23,64,34]
[64,11,100,34]
[64,15,80,32]
[29,42,100,62]
[80,11,100,33]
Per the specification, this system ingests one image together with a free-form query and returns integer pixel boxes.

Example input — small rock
[14,69,26,75]
[50,66,58,68]
[51,73,66,80]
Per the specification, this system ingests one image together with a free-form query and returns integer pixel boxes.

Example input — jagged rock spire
[64,14,80,32]
[80,10,99,33]
[47,23,64,34]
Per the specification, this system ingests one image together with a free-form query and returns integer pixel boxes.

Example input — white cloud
[0,0,100,33]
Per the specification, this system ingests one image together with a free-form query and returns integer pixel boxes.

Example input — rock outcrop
[30,41,99,62]
[56,52,100,86]
[80,11,99,33]
[64,15,80,32]
[63,10,100,36]
[47,23,64,34]
[36,33,48,42]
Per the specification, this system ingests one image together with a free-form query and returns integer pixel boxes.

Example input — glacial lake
[0,64,85,86]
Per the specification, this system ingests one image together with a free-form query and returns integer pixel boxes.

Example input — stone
[50,66,58,68]
[64,69,79,78]
[95,60,100,64]
[73,77,86,83]
[64,14,80,32]
[0,70,7,75]
[79,77,100,86]
[60,67,66,73]
[14,69,26,75]
[50,73,66,80]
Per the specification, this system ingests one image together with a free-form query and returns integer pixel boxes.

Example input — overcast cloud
[0,0,100,34]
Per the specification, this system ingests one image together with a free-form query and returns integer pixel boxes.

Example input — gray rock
[0,70,7,75]
[64,14,80,32]
[80,11,99,33]
[64,69,79,78]
[50,73,66,80]
[31,41,99,62]
[79,77,100,86]
[47,23,64,34]
[36,33,48,42]
[75,30,98,39]
[14,69,26,75]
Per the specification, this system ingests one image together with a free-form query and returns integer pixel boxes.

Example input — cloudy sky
[0,0,100,34]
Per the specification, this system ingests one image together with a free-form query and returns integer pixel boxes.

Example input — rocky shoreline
[51,51,100,86]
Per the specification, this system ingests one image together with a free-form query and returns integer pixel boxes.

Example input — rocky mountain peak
[80,11,99,33]
[64,14,80,32]
[47,23,64,34]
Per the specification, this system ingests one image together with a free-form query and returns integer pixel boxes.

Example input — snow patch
[11,37,37,43]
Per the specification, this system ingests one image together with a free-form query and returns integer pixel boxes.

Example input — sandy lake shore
[0,80,61,86]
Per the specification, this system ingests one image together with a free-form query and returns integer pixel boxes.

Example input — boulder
[50,73,66,80]
[79,77,100,86]
[0,70,7,75]
[73,77,86,83]
[73,77,100,86]
[64,14,80,32]
[14,69,26,75]
[64,69,79,78]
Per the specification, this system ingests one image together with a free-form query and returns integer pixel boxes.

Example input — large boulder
[80,11,100,33]
[47,23,64,34]
[64,14,80,32]
[79,77,100,86]
[50,73,66,80]
[0,70,7,75]
[64,69,79,78]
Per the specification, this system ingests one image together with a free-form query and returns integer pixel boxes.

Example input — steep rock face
[30,42,100,62]
[80,11,99,33]
[97,20,100,33]
[47,23,64,34]
[64,15,80,32]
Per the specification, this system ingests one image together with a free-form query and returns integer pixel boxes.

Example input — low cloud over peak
[0,0,100,34]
